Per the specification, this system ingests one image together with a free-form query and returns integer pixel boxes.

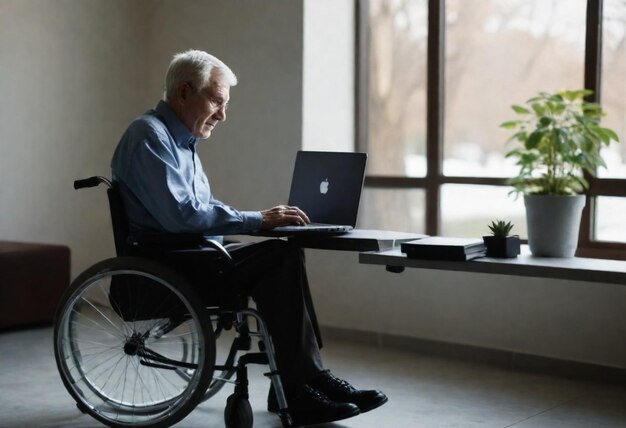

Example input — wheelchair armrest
[202,239,234,265]
[129,233,206,247]
[128,233,234,265]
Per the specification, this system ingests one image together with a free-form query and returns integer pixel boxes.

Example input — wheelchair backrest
[107,182,131,257]
[105,182,215,256]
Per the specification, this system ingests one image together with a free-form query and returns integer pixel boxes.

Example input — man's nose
[214,106,226,121]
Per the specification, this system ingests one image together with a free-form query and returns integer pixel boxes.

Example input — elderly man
[111,50,387,426]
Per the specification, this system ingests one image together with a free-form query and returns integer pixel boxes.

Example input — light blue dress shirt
[111,100,263,238]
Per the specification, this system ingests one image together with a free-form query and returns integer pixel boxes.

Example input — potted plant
[502,89,620,257]
[483,220,521,258]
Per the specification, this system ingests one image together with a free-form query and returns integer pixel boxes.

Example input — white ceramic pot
[524,194,586,257]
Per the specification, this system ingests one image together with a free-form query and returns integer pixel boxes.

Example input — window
[444,0,586,178]
[366,0,428,178]
[357,0,626,258]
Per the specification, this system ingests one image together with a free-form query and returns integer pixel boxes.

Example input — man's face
[180,81,230,139]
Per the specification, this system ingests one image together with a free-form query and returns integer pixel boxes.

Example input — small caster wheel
[225,394,253,428]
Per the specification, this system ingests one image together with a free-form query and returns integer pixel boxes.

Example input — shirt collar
[155,100,197,148]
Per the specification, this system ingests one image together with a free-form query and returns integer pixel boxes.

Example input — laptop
[261,151,367,236]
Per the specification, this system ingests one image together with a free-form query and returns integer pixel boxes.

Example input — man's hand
[261,205,310,230]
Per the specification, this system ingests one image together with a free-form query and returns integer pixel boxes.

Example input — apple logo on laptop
[320,179,329,195]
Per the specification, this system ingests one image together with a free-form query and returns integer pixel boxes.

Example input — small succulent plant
[488,220,514,237]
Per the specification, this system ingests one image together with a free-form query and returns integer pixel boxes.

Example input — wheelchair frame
[53,176,293,428]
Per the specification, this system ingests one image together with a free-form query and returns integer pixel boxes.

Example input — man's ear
[174,81,190,103]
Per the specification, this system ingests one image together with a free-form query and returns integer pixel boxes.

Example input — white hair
[163,49,237,101]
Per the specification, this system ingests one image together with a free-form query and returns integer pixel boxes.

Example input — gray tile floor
[0,326,624,428]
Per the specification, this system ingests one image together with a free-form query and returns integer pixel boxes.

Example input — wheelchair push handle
[74,176,112,189]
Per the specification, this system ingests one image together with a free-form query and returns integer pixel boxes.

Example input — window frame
[356,0,626,260]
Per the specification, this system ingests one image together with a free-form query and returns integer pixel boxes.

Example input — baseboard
[320,325,626,384]
[0,321,53,333]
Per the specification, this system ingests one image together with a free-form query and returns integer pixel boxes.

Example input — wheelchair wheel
[54,257,215,428]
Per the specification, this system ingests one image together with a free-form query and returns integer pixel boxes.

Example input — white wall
[0,0,150,274]
[303,0,354,152]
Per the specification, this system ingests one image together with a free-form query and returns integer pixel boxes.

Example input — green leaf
[585,123,602,141]
[539,116,552,127]
[583,103,603,119]
[601,127,620,143]
[525,130,544,150]
[550,130,562,151]
[488,220,514,237]
[572,132,585,148]
[512,105,531,114]
[515,131,528,142]
[520,152,539,165]
[531,103,545,116]
[553,102,566,115]
[576,89,594,99]
[548,94,564,103]
[581,135,594,153]
[591,125,611,144]
[572,175,589,191]
[505,149,521,158]
[582,102,602,112]
[500,120,520,129]
[561,90,578,102]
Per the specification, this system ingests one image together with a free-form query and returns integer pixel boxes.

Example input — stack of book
[400,237,486,261]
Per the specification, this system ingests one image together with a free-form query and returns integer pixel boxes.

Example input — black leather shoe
[268,384,360,426]
[308,370,388,413]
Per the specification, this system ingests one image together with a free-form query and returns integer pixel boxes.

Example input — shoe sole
[268,405,361,426]
[270,396,389,417]
[290,408,361,427]
[358,395,389,414]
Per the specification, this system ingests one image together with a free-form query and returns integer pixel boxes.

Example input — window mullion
[580,0,603,249]
[355,0,369,153]
[426,0,445,236]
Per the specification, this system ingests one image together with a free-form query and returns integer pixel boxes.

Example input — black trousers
[159,239,324,397]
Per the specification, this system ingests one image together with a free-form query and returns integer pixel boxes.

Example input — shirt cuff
[242,211,263,231]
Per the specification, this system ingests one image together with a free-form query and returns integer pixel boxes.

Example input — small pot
[482,235,521,258]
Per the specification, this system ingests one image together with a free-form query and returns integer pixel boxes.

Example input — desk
[357,242,626,380]
[359,245,626,285]
[290,229,426,252]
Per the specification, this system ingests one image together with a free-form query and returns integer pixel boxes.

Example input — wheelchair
[53,176,293,428]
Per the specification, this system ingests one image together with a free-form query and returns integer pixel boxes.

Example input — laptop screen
[287,151,367,227]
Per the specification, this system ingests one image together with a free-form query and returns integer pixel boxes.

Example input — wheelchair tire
[224,394,253,428]
[54,257,215,428]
